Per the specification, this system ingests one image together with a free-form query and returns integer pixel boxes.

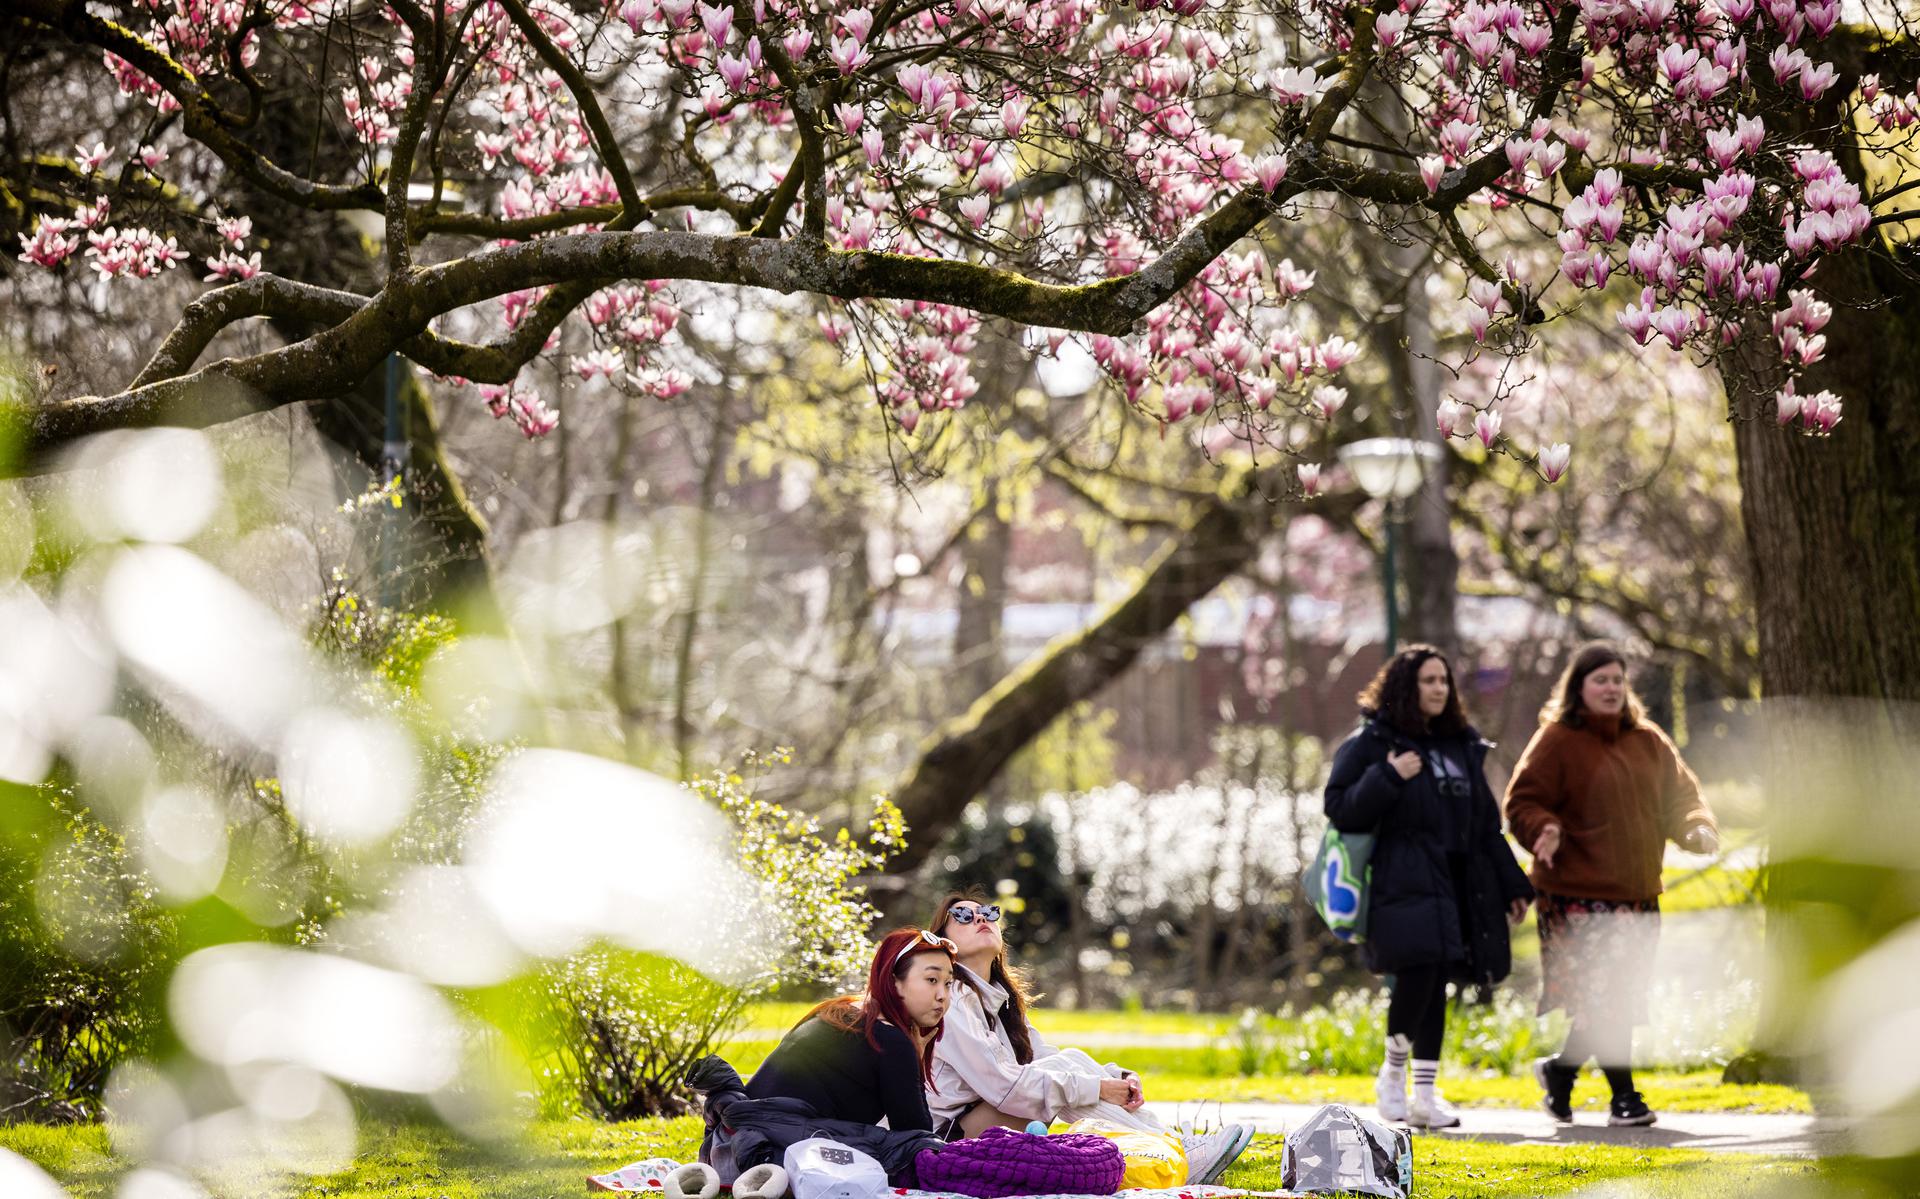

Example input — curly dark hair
[1540,640,1647,729]
[1356,644,1471,738]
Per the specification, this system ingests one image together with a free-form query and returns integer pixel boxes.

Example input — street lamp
[1338,437,1445,652]
[344,188,462,606]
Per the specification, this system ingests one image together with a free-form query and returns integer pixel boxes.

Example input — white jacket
[927,963,1134,1124]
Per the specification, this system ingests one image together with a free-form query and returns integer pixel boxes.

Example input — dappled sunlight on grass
[1,1118,1826,1199]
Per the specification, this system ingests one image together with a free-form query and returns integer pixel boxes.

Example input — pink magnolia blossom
[1538,442,1571,482]
[1253,153,1289,192]
[215,215,252,247]
[1798,61,1838,101]
[1269,66,1329,105]
[575,348,624,380]
[74,141,110,172]
[828,36,872,75]
[1619,289,1657,345]
[1311,384,1347,419]
[782,29,812,60]
[1419,155,1446,194]
[203,249,261,281]
[1375,10,1408,49]
[1273,258,1315,299]
[837,7,874,44]
[1317,335,1359,371]
[1001,96,1031,138]
[1473,409,1502,447]
[1803,390,1842,434]
[958,194,991,228]
[1651,304,1692,350]
[1436,398,1469,437]
[18,220,80,268]
[1297,462,1322,496]
[1774,384,1804,426]
[1438,119,1480,159]
[716,53,751,92]
[509,393,560,438]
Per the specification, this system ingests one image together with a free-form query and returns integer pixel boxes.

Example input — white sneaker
[1375,1069,1408,1122]
[1181,1124,1254,1186]
[1407,1091,1462,1129]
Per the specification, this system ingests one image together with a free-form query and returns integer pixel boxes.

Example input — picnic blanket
[586,1158,1301,1199]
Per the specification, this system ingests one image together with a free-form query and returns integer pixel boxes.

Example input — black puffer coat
[1323,718,1534,982]
[688,1055,943,1186]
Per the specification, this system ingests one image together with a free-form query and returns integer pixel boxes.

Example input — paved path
[1141,1100,1846,1157]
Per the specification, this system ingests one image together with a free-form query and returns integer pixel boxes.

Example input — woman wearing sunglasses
[744,926,958,1131]
[924,889,1253,1184]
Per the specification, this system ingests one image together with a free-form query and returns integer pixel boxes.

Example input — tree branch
[13,0,385,212]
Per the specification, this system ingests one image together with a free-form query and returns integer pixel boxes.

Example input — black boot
[1532,1057,1575,1122]
[1608,1091,1658,1127]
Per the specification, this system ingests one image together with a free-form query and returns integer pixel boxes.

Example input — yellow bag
[1065,1119,1187,1190]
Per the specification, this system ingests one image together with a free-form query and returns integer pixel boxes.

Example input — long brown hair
[928,888,1039,1065]
[1540,640,1647,729]
[803,927,955,1085]
[1356,644,1471,738]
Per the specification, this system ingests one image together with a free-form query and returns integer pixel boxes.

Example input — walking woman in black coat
[1324,644,1534,1128]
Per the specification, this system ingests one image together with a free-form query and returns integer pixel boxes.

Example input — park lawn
[717,1034,1808,1116]
[1136,1070,1810,1115]
[741,1004,1236,1040]
[1,1118,1820,1199]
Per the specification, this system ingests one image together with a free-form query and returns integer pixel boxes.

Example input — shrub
[516,751,906,1118]
[0,789,174,1123]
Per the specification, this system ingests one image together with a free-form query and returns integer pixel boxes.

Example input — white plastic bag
[782,1139,889,1199]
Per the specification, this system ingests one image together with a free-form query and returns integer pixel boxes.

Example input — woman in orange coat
[1504,642,1717,1128]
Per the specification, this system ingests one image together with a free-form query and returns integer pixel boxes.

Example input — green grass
[723,1007,1810,1116]
[1134,1070,1809,1114]
[1,1118,1823,1199]
[741,1004,1236,1040]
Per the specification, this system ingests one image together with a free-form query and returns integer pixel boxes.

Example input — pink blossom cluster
[1084,250,1359,427]
[479,384,562,437]
[23,0,1910,467]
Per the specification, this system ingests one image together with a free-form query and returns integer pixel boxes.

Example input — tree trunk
[887,480,1358,870]
[1368,93,1460,654]
[1722,246,1920,708]
[1397,279,1460,655]
[303,366,507,632]
[952,490,1012,709]
[1719,245,1920,1100]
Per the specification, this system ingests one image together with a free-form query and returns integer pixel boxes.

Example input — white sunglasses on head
[890,930,958,974]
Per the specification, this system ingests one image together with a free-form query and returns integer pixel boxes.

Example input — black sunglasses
[948,903,1001,925]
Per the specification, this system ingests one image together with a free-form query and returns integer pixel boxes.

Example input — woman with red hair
[745,927,958,1130]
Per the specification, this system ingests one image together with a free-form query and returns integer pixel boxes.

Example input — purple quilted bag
[913,1127,1124,1199]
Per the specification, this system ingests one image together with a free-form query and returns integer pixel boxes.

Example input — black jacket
[688,1055,943,1186]
[1323,718,1534,981]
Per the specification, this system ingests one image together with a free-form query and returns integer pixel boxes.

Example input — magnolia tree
[5,0,1918,699]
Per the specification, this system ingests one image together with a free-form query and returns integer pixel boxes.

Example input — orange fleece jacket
[1503,714,1716,902]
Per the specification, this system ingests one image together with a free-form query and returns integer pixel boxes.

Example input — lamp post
[1338,437,1444,652]
[345,198,453,606]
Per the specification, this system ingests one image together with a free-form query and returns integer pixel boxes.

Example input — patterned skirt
[1535,891,1661,1024]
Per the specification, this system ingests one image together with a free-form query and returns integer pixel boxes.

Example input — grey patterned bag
[1279,1104,1413,1199]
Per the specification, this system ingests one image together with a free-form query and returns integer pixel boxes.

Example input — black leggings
[1386,963,1450,1061]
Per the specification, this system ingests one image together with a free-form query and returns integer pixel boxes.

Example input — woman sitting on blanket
[747,926,958,1130]
[925,889,1253,1183]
